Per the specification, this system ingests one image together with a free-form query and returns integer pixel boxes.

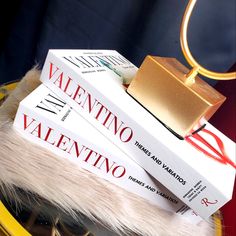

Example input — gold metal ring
[180,0,236,80]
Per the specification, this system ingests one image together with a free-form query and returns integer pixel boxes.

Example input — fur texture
[0,69,215,236]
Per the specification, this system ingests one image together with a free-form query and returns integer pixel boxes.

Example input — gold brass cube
[127,56,226,138]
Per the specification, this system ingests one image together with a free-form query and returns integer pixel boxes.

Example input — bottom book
[13,84,202,223]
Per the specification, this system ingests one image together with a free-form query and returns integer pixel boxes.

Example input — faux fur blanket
[0,69,215,236]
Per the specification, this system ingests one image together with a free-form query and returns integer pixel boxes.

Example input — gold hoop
[180,0,236,80]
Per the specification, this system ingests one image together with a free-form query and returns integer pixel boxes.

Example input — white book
[40,49,236,219]
[13,84,201,223]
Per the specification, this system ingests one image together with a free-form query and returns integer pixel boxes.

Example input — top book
[40,49,236,219]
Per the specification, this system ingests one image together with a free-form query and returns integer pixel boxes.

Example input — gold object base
[127,56,226,138]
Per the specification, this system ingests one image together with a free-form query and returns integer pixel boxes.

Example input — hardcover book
[13,84,201,223]
[40,49,236,219]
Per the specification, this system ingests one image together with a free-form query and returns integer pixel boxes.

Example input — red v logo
[185,128,236,169]
[49,62,60,79]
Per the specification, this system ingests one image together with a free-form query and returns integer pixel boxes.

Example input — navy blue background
[0,0,235,84]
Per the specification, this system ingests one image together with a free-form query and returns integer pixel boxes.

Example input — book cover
[40,49,235,219]
[13,84,201,223]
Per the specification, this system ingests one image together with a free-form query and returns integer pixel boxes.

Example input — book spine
[13,93,201,223]
[40,51,224,219]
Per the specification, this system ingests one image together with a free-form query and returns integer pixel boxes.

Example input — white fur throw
[0,69,215,236]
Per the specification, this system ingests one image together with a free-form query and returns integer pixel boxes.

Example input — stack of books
[13,50,236,224]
